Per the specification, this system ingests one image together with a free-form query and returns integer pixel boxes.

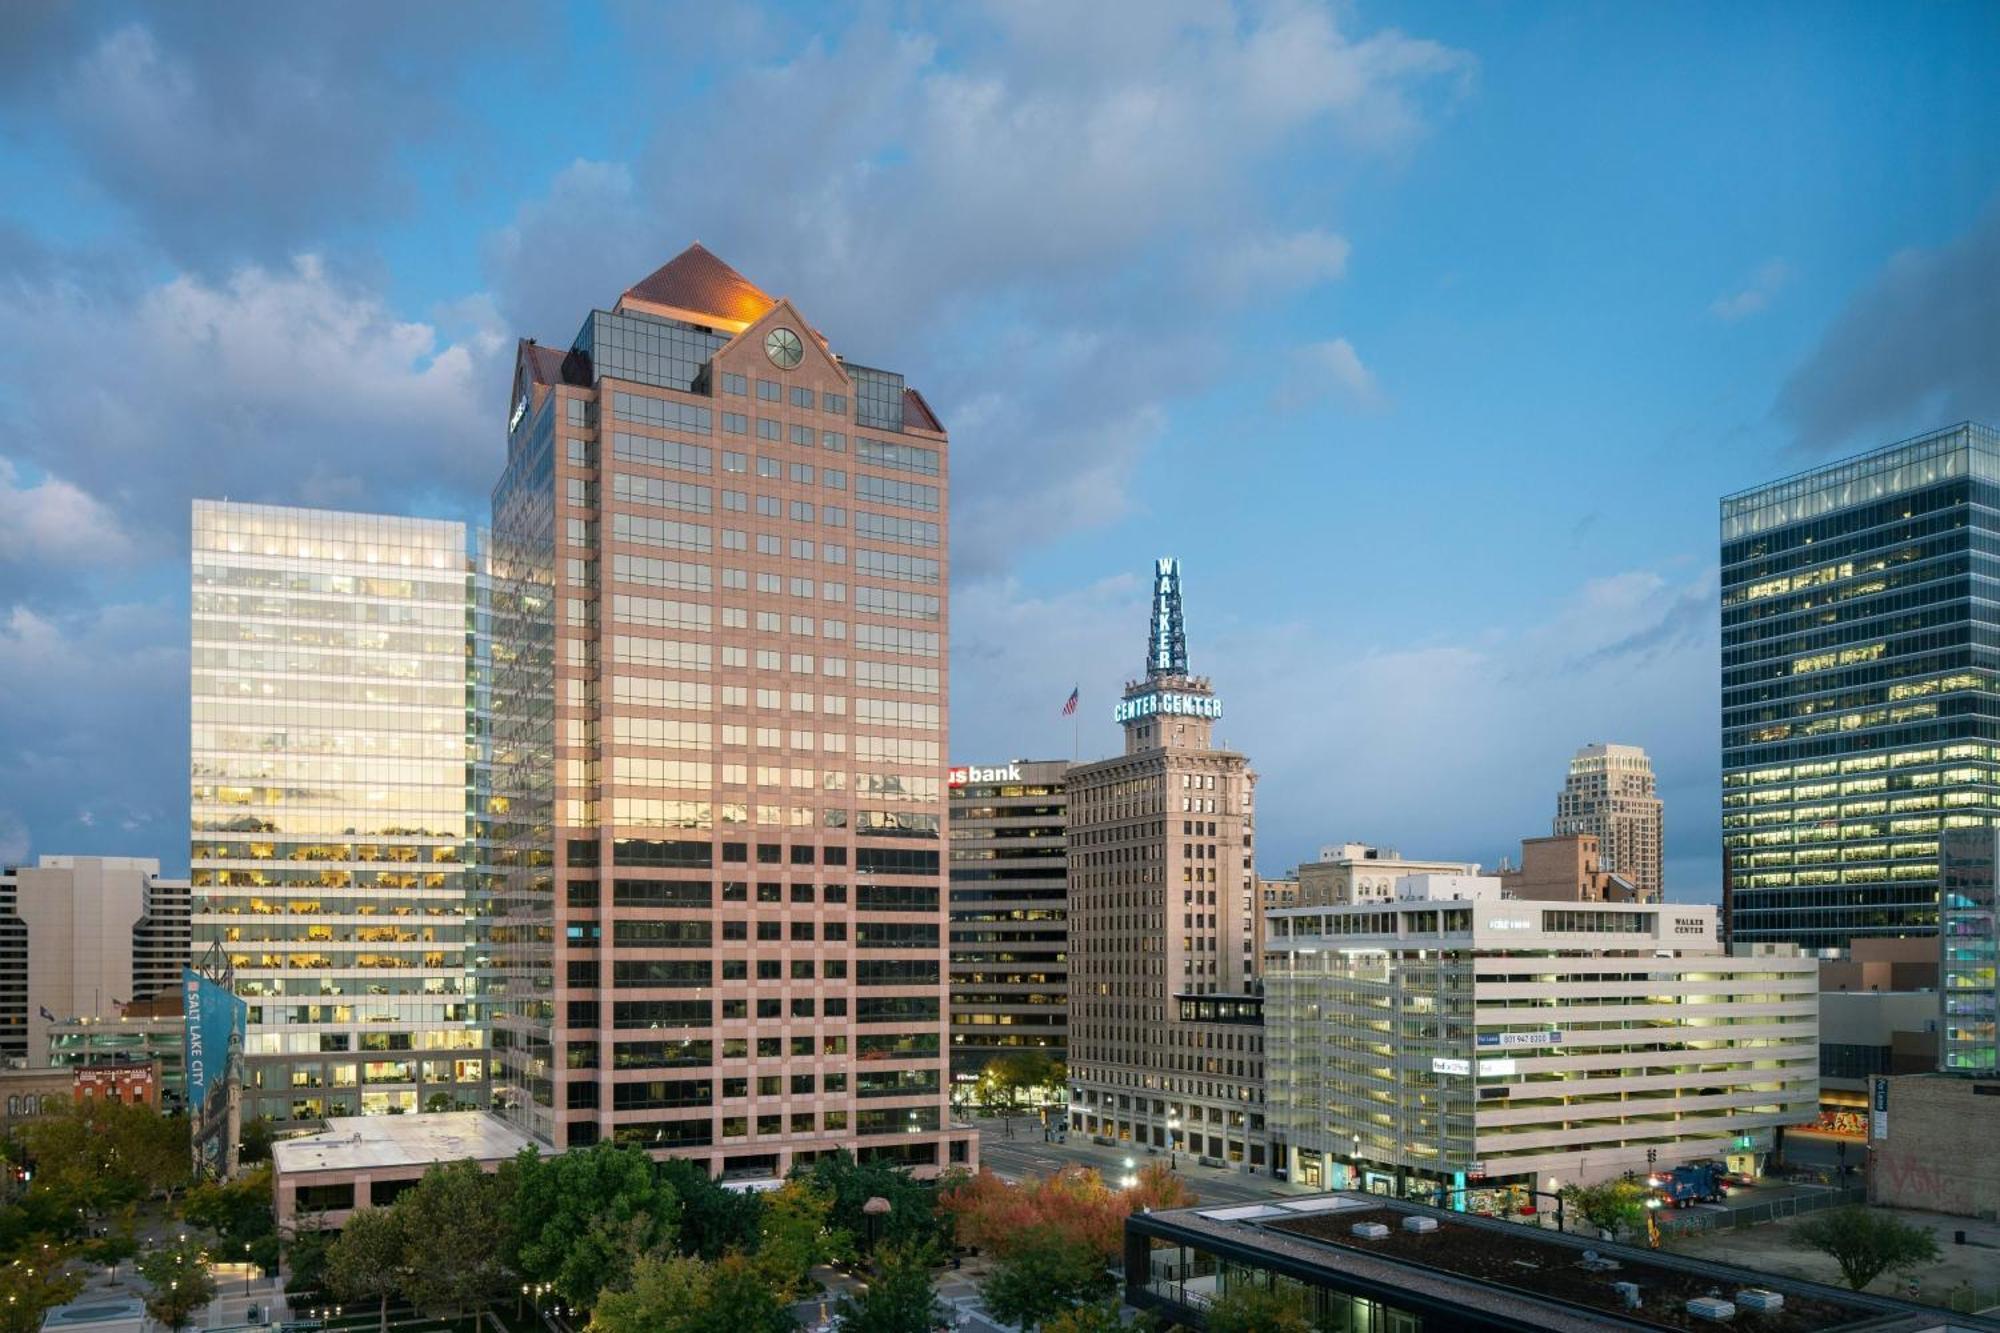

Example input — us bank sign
[1113,690,1223,723]
[949,763,1022,787]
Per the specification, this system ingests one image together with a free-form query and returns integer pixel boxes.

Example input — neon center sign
[1115,690,1223,723]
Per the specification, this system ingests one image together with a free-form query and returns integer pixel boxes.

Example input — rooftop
[1131,1193,1986,1333]
[620,241,775,329]
[271,1110,543,1176]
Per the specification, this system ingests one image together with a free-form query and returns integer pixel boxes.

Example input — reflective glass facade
[1722,423,2000,950]
[947,761,1068,1077]
[191,502,485,1126]
[1940,826,1999,1073]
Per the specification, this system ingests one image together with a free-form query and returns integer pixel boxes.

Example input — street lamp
[1168,1113,1181,1170]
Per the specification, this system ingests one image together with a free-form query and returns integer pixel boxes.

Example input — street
[973,1118,1306,1208]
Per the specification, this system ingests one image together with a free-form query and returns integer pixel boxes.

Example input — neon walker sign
[1114,690,1223,723]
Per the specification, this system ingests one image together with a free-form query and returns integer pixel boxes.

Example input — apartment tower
[1553,743,1663,901]
[947,759,1070,1079]
[1722,422,2000,950]
[191,501,486,1126]
[1067,560,1268,1170]
[484,244,970,1175]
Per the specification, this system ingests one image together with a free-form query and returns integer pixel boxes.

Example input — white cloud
[1277,337,1384,410]
[1710,258,1792,321]
[0,459,133,567]
[951,561,1722,900]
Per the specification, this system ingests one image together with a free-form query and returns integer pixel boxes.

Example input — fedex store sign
[949,763,1022,787]
[1114,690,1223,723]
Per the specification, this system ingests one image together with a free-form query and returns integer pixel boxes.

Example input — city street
[973,1117,1304,1207]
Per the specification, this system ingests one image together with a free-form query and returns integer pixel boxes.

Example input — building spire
[1148,557,1188,678]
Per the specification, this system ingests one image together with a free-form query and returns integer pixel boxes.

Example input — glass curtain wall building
[191,501,486,1126]
[483,243,971,1175]
[1940,826,1999,1074]
[1721,422,2000,951]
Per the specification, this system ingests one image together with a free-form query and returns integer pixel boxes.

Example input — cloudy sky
[1,1,1997,897]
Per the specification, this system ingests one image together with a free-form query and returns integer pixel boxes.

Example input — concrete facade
[0,855,189,1067]
[1497,833,1652,903]
[1296,844,1479,907]
[947,759,1068,1079]
[1867,1072,2000,1219]
[1554,743,1663,901]
[1266,878,1819,1196]
[272,1110,546,1229]
[1068,559,1268,1171]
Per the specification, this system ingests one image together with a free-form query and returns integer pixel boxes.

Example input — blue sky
[1,1,1996,897]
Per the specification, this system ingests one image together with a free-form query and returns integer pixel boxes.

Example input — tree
[326,1206,407,1333]
[657,1158,764,1259]
[238,1117,276,1165]
[981,1225,1115,1330]
[505,1143,681,1310]
[1559,1179,1650,1240]
[791,1151,940,1256]
[757,1179,846,1296]
[944,1166,1130,1265]
[392,1159,512,1320]
[87,1225,140,1281]
[1205,1281,1314,1333]
[0,1249,86,1333]
[282,1220,331,1298]
[1043,1304,1132,1333]
[1794,1207,1941,1292]
[136,1236,216,1333]
[832,1241,945,1333]
[588,1252,794,1333]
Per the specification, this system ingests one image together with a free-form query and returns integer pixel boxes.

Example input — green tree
[832,1241,944,1333]
[1559,1179,1650,1240]
[791,1150,941,1255]
[100,1100,190,1203]
[392,1159,512,1320]
[657,1158,764,1258]
[282,1220,332,1298]
[1043,1303,1132,1333]
[87,1225,140,1281]
[0,1248,86,1333]
[1205,1280,1314,1333]
[588,1252,794,1333]
[238,1117,276,1165]
[981,1226,1114,1330]
[1794,1206,1941,1292]
[136,1236,216,1333]
[757,1178,846,1296]
[325,1206,407,1333]
[505,1143,681,1310]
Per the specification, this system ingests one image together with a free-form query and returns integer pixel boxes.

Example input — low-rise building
[1126,1192,1968,1333]
[1866,1072,2000,1218]
[1816,938,1939,1135]
[271,1110,547,1229]
[1297,844,1478,907]
[1497,834,1652,903]
[1265,875,1818,1202]
[46,992,187,1111]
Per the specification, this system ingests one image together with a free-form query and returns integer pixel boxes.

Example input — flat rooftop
[1131,1192,1995,1333]
[272,1110,544,1176]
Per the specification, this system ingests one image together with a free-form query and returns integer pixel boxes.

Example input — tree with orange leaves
[942,1161,1197,1267]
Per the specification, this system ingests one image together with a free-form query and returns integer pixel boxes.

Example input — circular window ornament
[765,327,804,369]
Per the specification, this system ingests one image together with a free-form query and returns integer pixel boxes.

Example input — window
[758,419,782,441]
[855,474,940,512]
[722,373,747,396]
[611,392,712,435]
[722,451,748,473]
[757,379,782,402]
[790,424,814,446]
[823,392,848,414]
[855,437,940,476]
[722,413,748,435]
[790,463,815,484]
[854,549,939,584]
[791,387,814,408]
[757,456,781,478]
[823,469,846,490]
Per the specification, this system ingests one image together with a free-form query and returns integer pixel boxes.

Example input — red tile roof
[623,243,775,326]
[518,339,567,386]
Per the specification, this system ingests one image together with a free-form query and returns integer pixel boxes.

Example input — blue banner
[183,967,247,1177]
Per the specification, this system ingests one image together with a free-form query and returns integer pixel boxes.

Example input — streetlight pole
[1168,1113,1181,1170]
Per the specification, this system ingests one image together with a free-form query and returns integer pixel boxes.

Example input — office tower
[1722,422,2000,950]
[0,855,189,1067]
[484,243,971,1176]
[1553,743,1662,900]
[1297,843,1479,906]
[191,501,486,1126]
[1265,876,1819,1198]
[947,759,1069,1080]
[1940,826,1998,1074]
[1067,559,1268,1170]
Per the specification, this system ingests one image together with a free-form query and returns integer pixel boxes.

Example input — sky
[1,1,1997,898]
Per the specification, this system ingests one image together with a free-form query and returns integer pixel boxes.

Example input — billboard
[184,967,247,1178]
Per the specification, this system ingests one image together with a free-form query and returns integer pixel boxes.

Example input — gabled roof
[621,243,775,328]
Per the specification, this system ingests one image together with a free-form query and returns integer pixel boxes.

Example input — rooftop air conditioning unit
[1401,1216,1438,1234]
[1686,1296,1736,1322]
[1351,1222,1390,1240]
[1735,1289,1784,1312]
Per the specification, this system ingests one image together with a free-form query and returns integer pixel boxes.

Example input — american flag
[1061,686,1079,717]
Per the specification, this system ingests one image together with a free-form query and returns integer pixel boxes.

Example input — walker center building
[1264,874,1818,1202]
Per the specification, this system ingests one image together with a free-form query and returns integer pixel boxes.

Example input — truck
[1649,1161,1729,1207]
